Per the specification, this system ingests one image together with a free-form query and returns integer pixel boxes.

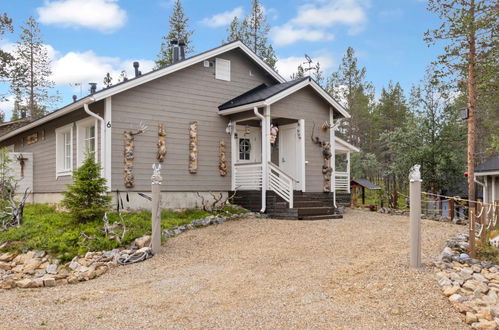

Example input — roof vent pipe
[89,83,97,94]
[178,39,186,61]
[72,95,77,102]
[171,38,180,63]
[133,61,141,77]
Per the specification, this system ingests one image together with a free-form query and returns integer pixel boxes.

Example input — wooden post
[151,164,162,254]
[479,202,487,247]
[469,209,476,258]
[409,165,422,269]
[362,187,365,205]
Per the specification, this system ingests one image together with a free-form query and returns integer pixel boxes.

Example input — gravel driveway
[1,209,467,329]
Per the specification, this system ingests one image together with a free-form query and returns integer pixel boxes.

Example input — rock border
[435,232,499,329]
[0,212,258,290]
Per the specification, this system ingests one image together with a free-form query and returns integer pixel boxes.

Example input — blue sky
[0,0,443,119]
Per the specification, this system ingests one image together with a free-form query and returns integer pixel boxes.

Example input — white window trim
[215,58,231,81]
[76,117,98,167]
[55,123,74,178]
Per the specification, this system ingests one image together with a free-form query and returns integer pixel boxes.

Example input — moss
[0,204,243,262]
[477,245,499,265]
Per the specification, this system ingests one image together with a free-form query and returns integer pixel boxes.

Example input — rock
[455,303,477,313]
[134,235,151,249]
[95,266,108,276]
[0,279,15,289]
[449,293,464,304]
[461,268,474,280]
[472,320,497,330]
[67,275,78,284]
[43,277,56,287]
[31,278,44,288]
[477,309,494,321]
[69,260,81,271]
[444,286,461,297]
[13,251,35,264]
[15,279,33,288]
[0,252,16,262]
[22,259,43,272]
[34,250,46,258]
[472,265,483,273]
[11,264,24,272]
[46,264,58,274]
[463,280,489,294]
[0,261,11,271]
[438,277,452,287]
[466,312,479,325]
[473,273,489,283]
[55,279,68,286]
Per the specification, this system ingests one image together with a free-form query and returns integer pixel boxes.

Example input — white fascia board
[93,41,285,102]
[218,101,266,115]
[0,97,92,143]
[309,80,350,119]
[264,80,310,105]
[335,136,360,153]
[475,171,499,176]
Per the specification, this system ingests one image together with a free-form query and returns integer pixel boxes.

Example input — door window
[239,138,251,161]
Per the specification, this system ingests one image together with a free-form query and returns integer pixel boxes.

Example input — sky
[0,0,444,120]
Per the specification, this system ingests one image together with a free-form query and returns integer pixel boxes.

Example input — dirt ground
[0,209,467,329]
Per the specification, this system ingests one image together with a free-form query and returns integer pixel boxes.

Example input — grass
[0,204,245,262]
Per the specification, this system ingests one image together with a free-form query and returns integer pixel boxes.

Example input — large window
[55,124,73,177]
[76,118,97,166]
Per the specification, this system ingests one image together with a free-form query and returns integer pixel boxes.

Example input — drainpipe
[474,175,486,203]
[254,106,266,213]
[83,97,106,179]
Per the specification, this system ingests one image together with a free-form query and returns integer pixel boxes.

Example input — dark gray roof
[351,178,381,190]
[219,77,310,110]
[476,156,499,173]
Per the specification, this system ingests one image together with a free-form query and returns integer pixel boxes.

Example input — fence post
[479,202,487,247]
[409,165,422,269]
[469,209,476,258]
[151,164,163,255]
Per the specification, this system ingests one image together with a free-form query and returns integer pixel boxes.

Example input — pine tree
[10,17,58,119]
[424,0,497,202]
[327,47,375,150]
[155,0,194,68]
[103,72,113,88]
[290,64,305,80]
[223,0,278,68]
[61,153,111,223]
[10,93,27,121]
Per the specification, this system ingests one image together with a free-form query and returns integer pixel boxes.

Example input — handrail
[268,162,300,183]
[235,162,262,167]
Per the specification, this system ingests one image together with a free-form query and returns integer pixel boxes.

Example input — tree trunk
[467,0,477,205]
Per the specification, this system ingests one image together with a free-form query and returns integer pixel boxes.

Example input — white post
[104,97,112,191]
[329,108,337,208]
[493,176,496,205]
[298,119,306,192]
[151,164,162,254]
[409,164,422,269]
[265,105,271,165]
[253,107,266,212]
[230,120,236,191]
[346,152,351,193]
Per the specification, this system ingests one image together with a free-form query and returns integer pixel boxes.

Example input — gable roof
[219,77,309,110]
[0,40,285,143]
[351,178,381,190]
[475,155,499,174]
[218,76,350,118]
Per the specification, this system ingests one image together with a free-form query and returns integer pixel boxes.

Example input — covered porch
[219,77,353,216]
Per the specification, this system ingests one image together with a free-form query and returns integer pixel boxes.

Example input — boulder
[134,235,151,249]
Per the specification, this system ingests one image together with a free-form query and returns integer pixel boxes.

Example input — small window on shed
[215,58,231,81]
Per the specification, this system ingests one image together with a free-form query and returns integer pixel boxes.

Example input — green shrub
[61,153,111,223]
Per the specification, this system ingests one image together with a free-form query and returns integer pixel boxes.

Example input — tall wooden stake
[466,0,477,205]
[151,164,162,254]
[469,209,476,258]
[409,165,422,269]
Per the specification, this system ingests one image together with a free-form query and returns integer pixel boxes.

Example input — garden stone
[0,252,16,262]
[69,260,81,271]
[438,277,452,287]
[34,250,46,258]
[472,265,483,273]
[32,278,44,288]
[0,261,11,271]
[443,286,460,296]
[23,259,42,272]
[43,277,56,287]
[472,320,497,330]
[473,273,488,283]
[466,312,478,324]
[134,235,151,249]
[16,279,33,288]
[46,264,58,274]
[449,293,464,304]
[461,268,474,280]
[0,279,15,289]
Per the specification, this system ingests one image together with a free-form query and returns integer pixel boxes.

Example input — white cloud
[378,8,403,20]
[0,96,14,120]
[201,7,244,27]
[271,24,334,47]
[37,0,127,33]
[276,54,335,80]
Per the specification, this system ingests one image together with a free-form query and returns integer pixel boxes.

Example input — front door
[279,124,302,190]
[236,125,261,164]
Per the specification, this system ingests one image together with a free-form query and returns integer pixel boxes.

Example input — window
[76,118,97,166]
[55,124,73,177]
[239,138,251,161]
[215,58,231,81]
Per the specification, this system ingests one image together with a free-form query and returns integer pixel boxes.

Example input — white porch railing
[234,163,262,190]
[335,171,350,192]
[268,162,294,208]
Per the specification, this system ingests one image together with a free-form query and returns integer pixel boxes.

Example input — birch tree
[155,0,194,68]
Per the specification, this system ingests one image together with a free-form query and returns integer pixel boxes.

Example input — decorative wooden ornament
[123,122,147,188]
[188,121,198,174]
[219,140,227,176]
[157,124,167,163]
[311,122,333,192]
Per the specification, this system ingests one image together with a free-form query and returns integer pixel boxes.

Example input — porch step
[300,214,343,221]
[297,207,334,217]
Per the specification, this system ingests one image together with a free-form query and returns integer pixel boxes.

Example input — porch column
[299,119,306,191]
[329,108,337,208]
[254,107,267,212]
[230,120,236,191]
[347,151,351,193]
[493,176,496,205]
[265,105,271,168]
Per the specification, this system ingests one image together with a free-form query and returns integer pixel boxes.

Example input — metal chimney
[178,39,186,61]
[171,39,180,63]
[89,83,97,94]
[133,61,141,77]
[72,95,77,102]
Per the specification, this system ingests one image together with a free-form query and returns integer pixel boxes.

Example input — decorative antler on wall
[123,121,148,188]
[188,122,198,174]
[157,124,167,163]
[311,122,333,192]
[219,140,228,176]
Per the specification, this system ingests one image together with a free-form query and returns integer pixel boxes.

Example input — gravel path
[1,209,467,329]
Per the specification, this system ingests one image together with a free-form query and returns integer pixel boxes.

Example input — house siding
[0,102,104,193]
[110,48,276,192]
[270,87,331,192]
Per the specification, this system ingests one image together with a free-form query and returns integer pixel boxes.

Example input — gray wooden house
[0,41,357,219]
